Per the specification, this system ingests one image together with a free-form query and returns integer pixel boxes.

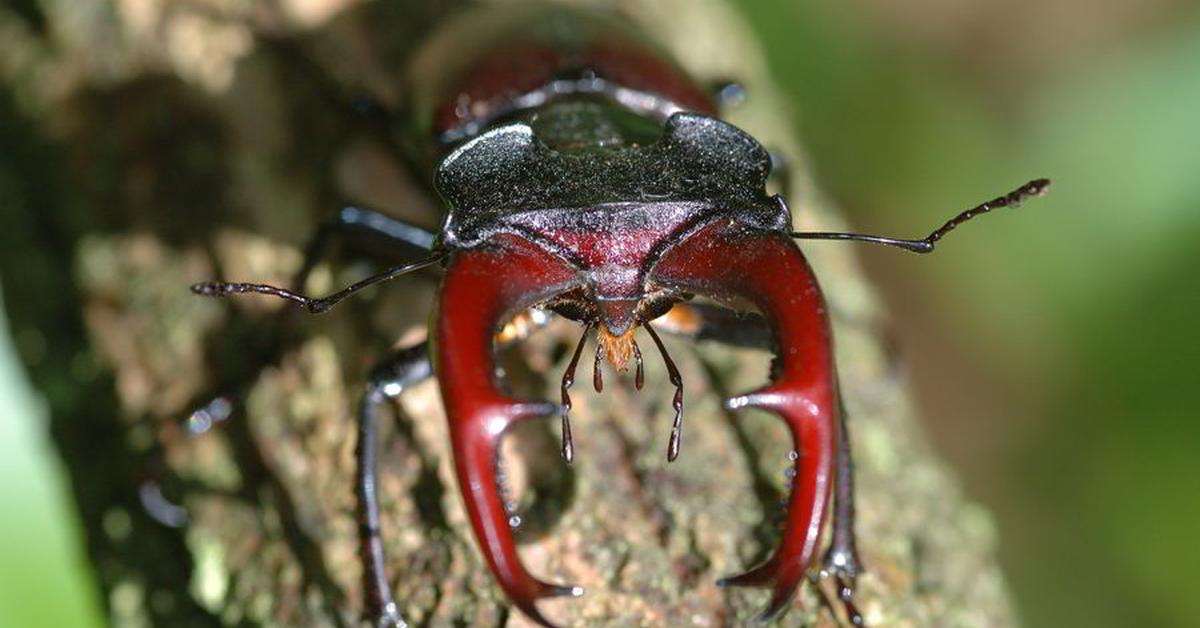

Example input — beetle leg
[821,396,865,625]
[181,206,434,430]
[652,223,838,622]
[358,353,425,626]
[435,236,584,627]
[193,202,443,314]
[298,206,437,282]
[164,210,437,526]
[358,324,579,624]
[355,342,432,628]
[768,149,793,198]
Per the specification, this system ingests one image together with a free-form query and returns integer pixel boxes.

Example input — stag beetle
[192,5,1048,626]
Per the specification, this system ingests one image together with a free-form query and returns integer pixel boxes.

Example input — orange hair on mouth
[598,325,637,370]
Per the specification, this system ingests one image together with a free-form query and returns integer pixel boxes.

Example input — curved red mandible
[433,235,582,627]
[651,222,839,620]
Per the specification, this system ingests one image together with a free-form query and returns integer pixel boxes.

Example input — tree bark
[0,1,1017,626]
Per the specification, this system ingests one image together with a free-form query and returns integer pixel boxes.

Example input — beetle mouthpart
[631,339,644,391]
[435,237,585,627]
[598,325,637,370]
[644,323,685,462]
[652,222,838,621]
[559,325,593,464]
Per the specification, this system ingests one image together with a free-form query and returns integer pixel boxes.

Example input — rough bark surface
[0,1,1017,626]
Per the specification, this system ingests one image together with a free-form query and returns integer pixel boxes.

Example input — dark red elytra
[191,5,1049,627]
[430,27,717,141]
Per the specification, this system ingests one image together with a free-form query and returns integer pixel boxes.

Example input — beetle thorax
[434,111,789,370]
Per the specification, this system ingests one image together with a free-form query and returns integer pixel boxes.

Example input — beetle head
[435,111,789,362]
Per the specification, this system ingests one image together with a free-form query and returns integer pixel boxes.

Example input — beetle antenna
[560,325,593,463]
[791,178,1050,253]
[191,252,443,313]
[645,323,685,462]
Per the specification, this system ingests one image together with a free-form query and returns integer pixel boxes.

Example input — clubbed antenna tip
[792,178,1051,254]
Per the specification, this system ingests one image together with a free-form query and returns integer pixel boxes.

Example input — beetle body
[401,6,850,626]
[192,4,1049,626]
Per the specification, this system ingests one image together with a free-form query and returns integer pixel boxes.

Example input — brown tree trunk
[0,1,1017,626]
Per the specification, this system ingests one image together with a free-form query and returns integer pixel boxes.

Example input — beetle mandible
[192,5,1049,626]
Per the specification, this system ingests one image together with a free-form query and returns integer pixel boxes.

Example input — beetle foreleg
[194,203,441,313]
[355,342,432,628]
[822,396,865,626]
[298,206,437,283]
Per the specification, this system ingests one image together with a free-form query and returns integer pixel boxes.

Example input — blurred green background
[738,1,1200,627]
[1,1,1197,627]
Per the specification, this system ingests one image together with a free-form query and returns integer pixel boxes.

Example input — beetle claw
[506,579,586,628]
[819,551,866,627]
[372,601,408,628]
[822,545,861,580]
[653,223,839,622]
[715,559,777,589]
[435,237,585,626]
[716,381,835,622]
[718,559,806,623]
[833,574,866,627]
